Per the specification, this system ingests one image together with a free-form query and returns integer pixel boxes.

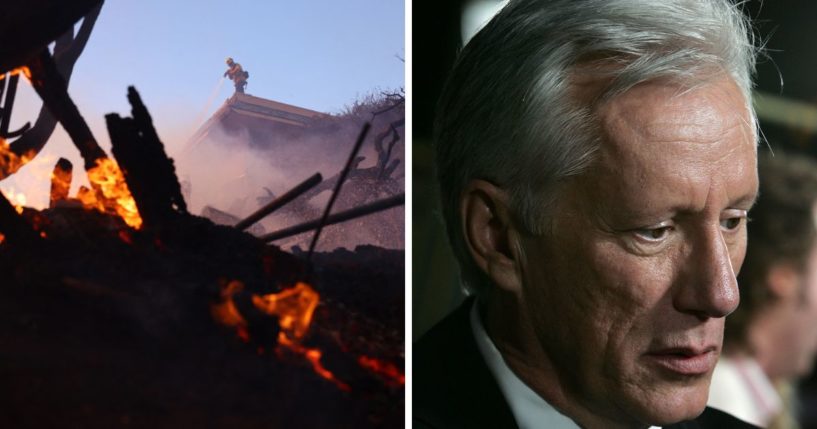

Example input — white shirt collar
[470,301,661,429]
[469,301,580,429]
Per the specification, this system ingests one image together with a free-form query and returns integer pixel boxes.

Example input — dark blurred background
[412,1,817,426]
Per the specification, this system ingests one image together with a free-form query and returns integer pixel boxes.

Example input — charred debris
[0,2,404,428]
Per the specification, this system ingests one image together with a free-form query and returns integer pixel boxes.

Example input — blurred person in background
[708,150,817,429]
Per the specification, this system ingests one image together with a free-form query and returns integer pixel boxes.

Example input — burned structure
[189,90,405,251]
[0,2,404,427]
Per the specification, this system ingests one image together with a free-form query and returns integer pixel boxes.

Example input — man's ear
[766,263,800,301]
[460,179,524,293]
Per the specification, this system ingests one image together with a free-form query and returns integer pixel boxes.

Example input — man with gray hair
[414,0,761,428]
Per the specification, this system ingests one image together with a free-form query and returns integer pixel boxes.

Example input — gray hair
[434,0,759,294]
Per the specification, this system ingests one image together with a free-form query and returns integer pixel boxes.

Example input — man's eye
[720,216,743,231]
[720,210,748,231]
[633,226,672,242]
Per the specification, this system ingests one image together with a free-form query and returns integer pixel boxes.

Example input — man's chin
[628,381,710,426]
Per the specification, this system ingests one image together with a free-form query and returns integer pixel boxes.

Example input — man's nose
[674,226,740,319]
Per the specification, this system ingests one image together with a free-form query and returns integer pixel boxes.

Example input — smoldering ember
[0,2,404,428]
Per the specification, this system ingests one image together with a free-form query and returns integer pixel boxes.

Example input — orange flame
[253,282,350,391]
[8,67,31,80]
[2,187,28,214]
[81,158,142,229]
[252,282,318,341]
[211,280,350,391]
[50,166,72,205]
[0,233,5,244]
[0,138,36,177]
[1,67,31,81]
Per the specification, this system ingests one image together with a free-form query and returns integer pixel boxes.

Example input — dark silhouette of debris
[107,87,189,229]
[3,2,103,176]
[26,49,107,169]
[236,173,322,231]
[308,123,371,259]
[263,193,404,243]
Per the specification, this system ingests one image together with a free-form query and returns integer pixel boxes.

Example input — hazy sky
[3,0,405,208]
[74,0,405,115]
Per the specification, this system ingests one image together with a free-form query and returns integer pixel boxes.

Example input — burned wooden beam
[262,193,404,243]
[307,122,371,257]
[25,49,107,169]
[106,87,188,229]
[235,173,323,231]
[5,2,104,176]
[49,158,72,208]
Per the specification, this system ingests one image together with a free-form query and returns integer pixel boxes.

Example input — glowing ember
[210,280,247,328]
[82,158,142,229]
[358,355,405,386]
[279,333,351,392]
[0,233,4,244]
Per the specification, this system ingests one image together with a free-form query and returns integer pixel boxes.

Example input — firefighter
[223,57,248,93]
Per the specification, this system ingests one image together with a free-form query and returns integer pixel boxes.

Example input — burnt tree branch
[375,118,403,179]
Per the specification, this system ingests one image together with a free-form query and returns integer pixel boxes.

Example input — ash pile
[0,2,404,427]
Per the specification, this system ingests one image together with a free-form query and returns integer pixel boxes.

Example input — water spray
[179,76,225,157]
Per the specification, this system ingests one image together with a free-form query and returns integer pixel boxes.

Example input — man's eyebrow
[733,192,759,210]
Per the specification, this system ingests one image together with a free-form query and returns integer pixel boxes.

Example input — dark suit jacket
[414,298,758,429]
